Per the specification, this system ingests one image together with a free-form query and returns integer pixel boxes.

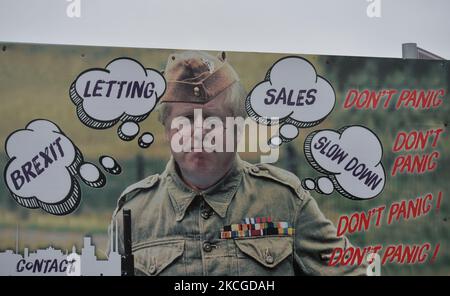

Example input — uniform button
[265,255,274,265]
[251,167,260,173]
[203,242,213,252]
[201,210,211,220]
[149,265,157,275]
[193,86,200,97]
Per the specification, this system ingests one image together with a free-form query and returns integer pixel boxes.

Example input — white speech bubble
[70,57,166,131]
[3,120,85,215]
[304,125,386,200]
[246,56,335,143]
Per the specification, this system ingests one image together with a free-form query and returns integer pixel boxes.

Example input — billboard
[0,43,448,276]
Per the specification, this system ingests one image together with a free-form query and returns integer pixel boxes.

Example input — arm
[293,191,368,276]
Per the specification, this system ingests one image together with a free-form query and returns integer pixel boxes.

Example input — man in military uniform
[109,51,367,276]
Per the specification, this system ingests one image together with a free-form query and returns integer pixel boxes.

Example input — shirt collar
[163,155,243,221]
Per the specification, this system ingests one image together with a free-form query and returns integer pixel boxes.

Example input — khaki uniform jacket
[109,156,366,276]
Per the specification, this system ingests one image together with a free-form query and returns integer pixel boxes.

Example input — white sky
[0,0,449,58]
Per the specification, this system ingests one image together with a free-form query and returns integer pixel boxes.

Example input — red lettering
[392,129,444,152]
[387,193,434,224]
[344,89,396,110]
[396,89,445,109]
[391,152,440,176]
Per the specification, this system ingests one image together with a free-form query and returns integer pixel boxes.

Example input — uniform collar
[163,155,243,221]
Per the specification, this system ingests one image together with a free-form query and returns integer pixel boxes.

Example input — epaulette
[112,174,160,218]
[246,163,309,201]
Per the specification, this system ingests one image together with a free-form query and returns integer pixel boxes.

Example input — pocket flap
[133,239,184,276]
[234,237,292,268]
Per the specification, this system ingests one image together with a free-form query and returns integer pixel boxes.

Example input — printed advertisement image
[0,43,448,276]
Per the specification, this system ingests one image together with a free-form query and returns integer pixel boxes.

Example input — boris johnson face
[164,92,237,190]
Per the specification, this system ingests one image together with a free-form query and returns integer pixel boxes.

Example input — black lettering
[59,260,68,273]
[105,80,117,97]
[296,90,306,106]
[53,137,64,158]
[264,89,277,104]
[331,149,348,164]
[21,162,36,183]
[326,144,339,157]
[83,81,92,98]
[125,81,133,97]
[306,89,317,105]
[32,155,44,176]
[93,80,104,97]
[48,260,58,273]
[39,149,54,168]
[130,81,144,98]
[144,82,155,98]
[49,144,57,161]
[117,81,127,98]
[25,262,33,271]
[10,170,25,190]
[319,140,330,155]
[313,136,328,150]
[16,259,25,272]
[275,88,287,104]
[345,157,359,171]
[33,259,43,273]
[352,163,366,177]
[359,169,383,190]
[287,89,296,106]
[368,175,383,190]
[43,260,52,273]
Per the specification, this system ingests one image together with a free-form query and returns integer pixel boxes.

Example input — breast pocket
[234,236,294,276]
[132,238,185,276]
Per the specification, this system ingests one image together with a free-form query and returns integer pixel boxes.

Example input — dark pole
[136,153,144,181]
[285,143,298,175]
[121,209,134,276]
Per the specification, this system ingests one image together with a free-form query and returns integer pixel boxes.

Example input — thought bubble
[3,119,105,215]
[118,121,139,141]
[279,123,299,140]
[268,136,283,148]
[304,125,386,200]
[99,155,121,175]
[138,132,154,148]
[316,176,334,195]
[69,57,166,141]
[301,178,316,190]
[246,56,335,144]
[302,176,334,195]
[78,162,105,188]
